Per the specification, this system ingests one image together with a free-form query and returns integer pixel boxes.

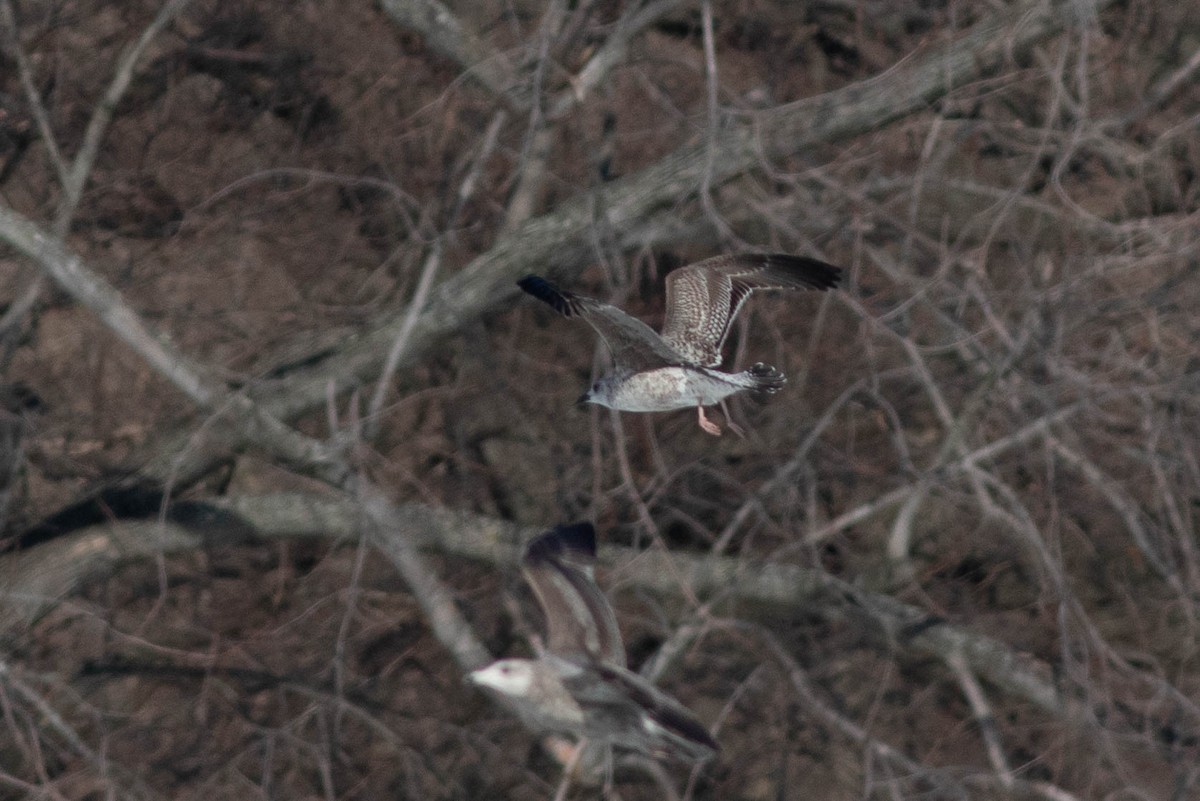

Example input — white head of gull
[469,522,718,764]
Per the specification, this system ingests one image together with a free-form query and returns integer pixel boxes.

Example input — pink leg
[697,404,722,436]
[551,738,587,801]
[719,399,746,438]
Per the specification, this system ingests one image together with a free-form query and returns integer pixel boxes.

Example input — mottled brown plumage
[659,253,840,366]
[517,253,841,435]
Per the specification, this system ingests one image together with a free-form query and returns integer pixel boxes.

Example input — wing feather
[659,253,841,367]
[518,276,684,370]
[561,662,719,761]
[521,523,626,667]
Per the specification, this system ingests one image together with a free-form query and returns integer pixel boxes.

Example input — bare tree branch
[258,0,1123,415]
[57,0,192,230]
[366,110,507,438]
[0,660,160,800]
[0,0,1192,796]
[0,204,351,486]
[947,647,1014,790]
[0,206,489,673]
[7,0,1119,539]
[0,0,192,336]
[377,0,521,104]
[0,1,69,188]
[504,0,689,231]
[548,0,690,121]
[0,492,1074,726]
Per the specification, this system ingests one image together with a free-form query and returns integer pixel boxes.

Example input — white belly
[608,367,741,412]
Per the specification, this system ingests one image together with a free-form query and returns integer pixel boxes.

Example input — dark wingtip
[656,704,720,760]
[763,254,843,291]
[516,275,544,292]
[523,522,597,567]
[599,662,720,762]
[517,275,575,316]
[748,362,786,394]
[686,726,721,759]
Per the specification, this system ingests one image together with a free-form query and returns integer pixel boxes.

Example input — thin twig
[1045,433,1176,582]
[57,0,193,231]
[367,111,506,437]
[505,0,690,232]
[355,483,493,671]
[0,204,351,485]
[546,0,689,120]
[0,661,158,799]
[1124,44,1200,124]
[946,648,1014,789]
[0,1,68,186]
[697,0,733,241]
[10,0,1115,534]
[0,495,1080,727]
[0,200,498,681]
[751,625,961,794]
[0,0,192,339]
[799,399,1094,546]
[377,0,521,104]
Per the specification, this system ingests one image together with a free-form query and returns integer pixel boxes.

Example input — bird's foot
[719,399,746,438]
[698,405,722,436]
[549,736,586,801]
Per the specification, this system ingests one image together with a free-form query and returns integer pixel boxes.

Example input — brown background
[1,0,1198,799]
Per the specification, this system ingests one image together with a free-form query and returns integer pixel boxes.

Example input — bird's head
[469,659,536,696]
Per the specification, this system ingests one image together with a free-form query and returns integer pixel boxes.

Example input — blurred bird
[469,523,718,766]
[518,253,841,435]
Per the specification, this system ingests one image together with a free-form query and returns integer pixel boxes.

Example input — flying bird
[469,523,718,765]
[518,253,841,435]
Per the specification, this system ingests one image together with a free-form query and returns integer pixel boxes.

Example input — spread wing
[658,253,841,367]
[562,661,719,762]
[518,276,685,370]
[521,523,626,667]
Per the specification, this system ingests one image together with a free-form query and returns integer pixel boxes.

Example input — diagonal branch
[257,0,1118,420]
[57,0,193,230]
[376,0,521,104]
[0,0,69,188]
[0,204,351,487]
[10,0,1118,551]
[0,201,494,674]
[0,491,1074,726]
[0,0,193,337]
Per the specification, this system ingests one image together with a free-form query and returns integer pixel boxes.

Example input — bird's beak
[575,391,591,409]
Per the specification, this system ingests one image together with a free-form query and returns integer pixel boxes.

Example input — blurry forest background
[1,0,1198,799]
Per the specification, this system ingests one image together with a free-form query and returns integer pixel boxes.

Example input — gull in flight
[469,523,718,773]
[518,253,841,435]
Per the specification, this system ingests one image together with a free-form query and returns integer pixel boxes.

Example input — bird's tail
[745,362,786,394]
